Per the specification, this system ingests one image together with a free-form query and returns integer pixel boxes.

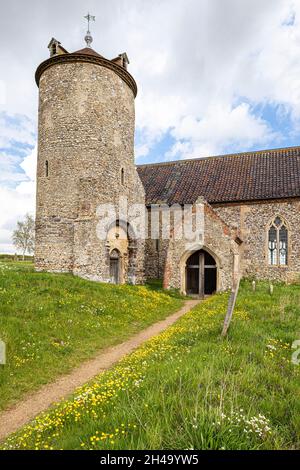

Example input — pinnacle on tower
[84,13,96,48]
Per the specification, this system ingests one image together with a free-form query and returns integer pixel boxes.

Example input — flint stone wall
[35,60,145,283]
[213,199,300,283]
[145,203,240,293]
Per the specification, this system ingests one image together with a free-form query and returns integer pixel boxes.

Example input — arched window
[268,217,288,266]
[121,168,125,185]
[45,160,49,177]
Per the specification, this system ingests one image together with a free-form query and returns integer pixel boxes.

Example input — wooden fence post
[221,277,241,337]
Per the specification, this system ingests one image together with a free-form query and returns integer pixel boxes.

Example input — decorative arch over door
[185,249,217,297]
[106,219,138,284]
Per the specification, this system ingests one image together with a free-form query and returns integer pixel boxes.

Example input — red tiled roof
[137,146,300,205]
[71,47,104,58]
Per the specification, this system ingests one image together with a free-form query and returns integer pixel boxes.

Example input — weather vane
[84,13,96,47]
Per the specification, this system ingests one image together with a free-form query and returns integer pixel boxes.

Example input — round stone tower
[35,39,145,283]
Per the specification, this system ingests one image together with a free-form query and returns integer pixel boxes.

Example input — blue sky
[0,113,36,187]
[136,105,298,164]
[1,0,300,252]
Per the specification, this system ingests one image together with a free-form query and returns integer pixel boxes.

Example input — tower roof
[71,47,104,58]
[35,41,137,97]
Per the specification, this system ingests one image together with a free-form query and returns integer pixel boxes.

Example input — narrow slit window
[121,168,125,185]
[45,160,49,177]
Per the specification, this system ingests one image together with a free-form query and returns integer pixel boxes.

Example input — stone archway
[185,249,217,297]
[106,220,138,284]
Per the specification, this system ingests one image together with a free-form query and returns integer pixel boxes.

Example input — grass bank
[0,262,183,410]
[2,280,299,450]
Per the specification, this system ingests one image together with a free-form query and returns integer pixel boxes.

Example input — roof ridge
[136,144,300,168]
[70,47,104,58]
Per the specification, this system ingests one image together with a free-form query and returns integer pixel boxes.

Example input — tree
[12,214,35,261]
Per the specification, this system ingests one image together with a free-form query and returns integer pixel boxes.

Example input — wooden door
[186,267,199,295]
[110,250,120,284]
[110,259,119,284]
[186,250,216,298]
[199,252,205,298]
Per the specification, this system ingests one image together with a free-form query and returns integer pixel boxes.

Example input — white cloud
[1,0,300,158]
[167,103,278,158]
[130,0,300,158]
[0,81,6,106]
[20,146,37,183]
[235,6,300,121]
[0,147,36,253]
[0,112,37,252]
[0,187,35,253]
[0,113,36,149]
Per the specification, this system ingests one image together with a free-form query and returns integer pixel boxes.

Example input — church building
[34,32,300,297]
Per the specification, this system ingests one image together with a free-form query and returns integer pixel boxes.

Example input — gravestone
[0,340,6,365]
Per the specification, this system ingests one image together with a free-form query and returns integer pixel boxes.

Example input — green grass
[0,254,34,262]
[0,261,183,410]
[2,279,299,450]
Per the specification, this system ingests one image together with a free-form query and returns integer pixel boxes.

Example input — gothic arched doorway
[109,249,121,284]
[186,249,217,297]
